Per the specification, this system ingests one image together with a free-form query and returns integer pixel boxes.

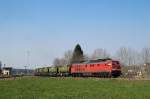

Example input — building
[2,67,12,76]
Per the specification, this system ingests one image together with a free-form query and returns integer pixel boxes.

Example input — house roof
[3,67,12,70]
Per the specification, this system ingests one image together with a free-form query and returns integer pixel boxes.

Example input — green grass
[0,77,150,99]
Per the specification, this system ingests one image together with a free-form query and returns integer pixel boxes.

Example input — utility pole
[27,50,30,67]
[24,66,27,75]
[26,50,30,75]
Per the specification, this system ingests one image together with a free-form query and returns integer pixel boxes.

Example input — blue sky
[0,0,150,68]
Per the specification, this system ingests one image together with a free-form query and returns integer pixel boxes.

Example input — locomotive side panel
[71,60,113,77]
[71,60,121,77]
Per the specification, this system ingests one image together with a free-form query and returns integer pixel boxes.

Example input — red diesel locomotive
[71,58,121,77]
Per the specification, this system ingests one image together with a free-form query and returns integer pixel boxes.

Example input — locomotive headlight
[107,63,112,66]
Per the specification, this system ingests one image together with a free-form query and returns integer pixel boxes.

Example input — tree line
[53,44,150,66]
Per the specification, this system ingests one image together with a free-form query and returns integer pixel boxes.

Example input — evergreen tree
[71,44,84,63]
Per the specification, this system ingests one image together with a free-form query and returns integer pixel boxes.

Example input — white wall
[2,70,10,75]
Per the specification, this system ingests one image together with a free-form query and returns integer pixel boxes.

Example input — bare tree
[116,47,140,66]
[91,48,110,59]
[59,58,67,66]
[141,47,150,64]
[128,48,141,65]
[53,50,73,66]
[63,50,73,65]
[53,58,61,67]
[116,47,129,66]
[84,54,89,61]
[53,57,69,66]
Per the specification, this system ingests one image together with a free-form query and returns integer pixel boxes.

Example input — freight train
[35,58,121,77]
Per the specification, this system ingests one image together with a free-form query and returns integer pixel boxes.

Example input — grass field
[0,77,150,99]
